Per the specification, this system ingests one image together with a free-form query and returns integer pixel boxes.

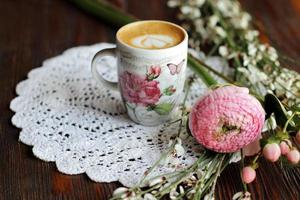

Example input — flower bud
[148,177,164,187]
[146,66,161,80]
[279,141,290,155]
[286,149,300,164]
[262,143,281,162]
[241,166,256,184]
[112,187,129,197]
[144,193,157,200]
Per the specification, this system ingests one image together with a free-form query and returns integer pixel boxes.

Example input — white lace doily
[10,43,229,187]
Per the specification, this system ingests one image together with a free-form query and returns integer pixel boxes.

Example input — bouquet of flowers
[70,0,300,199]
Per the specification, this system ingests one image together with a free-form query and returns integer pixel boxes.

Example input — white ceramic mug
[91,20,188,126]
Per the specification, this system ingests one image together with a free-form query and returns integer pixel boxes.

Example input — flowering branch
[168,0,300,106]
[69,0,300,199]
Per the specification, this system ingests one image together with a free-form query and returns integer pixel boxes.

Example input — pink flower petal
[189,86,265,153]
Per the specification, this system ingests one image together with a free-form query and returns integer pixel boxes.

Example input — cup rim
[116,20,188,52]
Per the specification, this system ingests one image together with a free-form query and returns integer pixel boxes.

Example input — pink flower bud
[279,141,290,155]
[147,66,161,80]
[241,166,256,184]
[189,86,265,152]
[296,131,300,144]
[286,149,300,164]
[262,143,281,162]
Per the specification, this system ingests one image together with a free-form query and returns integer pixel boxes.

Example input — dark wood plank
[0,0,299,200]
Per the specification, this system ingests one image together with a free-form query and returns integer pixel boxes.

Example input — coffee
[117,21,185,50]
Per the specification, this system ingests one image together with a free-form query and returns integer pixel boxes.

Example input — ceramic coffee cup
[91,20,188,126]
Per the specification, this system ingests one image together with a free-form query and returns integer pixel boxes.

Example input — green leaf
[290,105,300,132]
[163,86,176,96]
[153,103,174,115]
[264,93,288,128]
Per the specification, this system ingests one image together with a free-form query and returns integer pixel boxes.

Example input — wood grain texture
[0,0,299,199]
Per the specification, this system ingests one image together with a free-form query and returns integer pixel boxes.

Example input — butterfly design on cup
[167,59,185,75]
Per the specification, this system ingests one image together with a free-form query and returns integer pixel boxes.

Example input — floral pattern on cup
[119,65,178,119]
[120,71,161,106]
[146,65,161,80]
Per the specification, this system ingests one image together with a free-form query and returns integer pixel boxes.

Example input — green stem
[207,40,222,56]
[283,111,300,132]
[187,56,218,86]
[188,54,235,84]
[156,153,212,198]
[137,78,194,185]
[69,0,136,27]
[240,150,248,192]
[137,147,172,185]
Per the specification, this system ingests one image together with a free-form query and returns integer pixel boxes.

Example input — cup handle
[91,48,118,91]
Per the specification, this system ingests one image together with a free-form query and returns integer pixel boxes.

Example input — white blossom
[191,8,201,18]
[232,191,251,200]
[204,194,215,200]
[215,26,227,38]
[245,30,259,41]
[256,52,263,61]
[148,177,164,187]
[218,45,229,57]
[189,0,206,7]
[179,186,185,194]
[167,0,180,8]
[240,12,251,29]
[247,43,257,56]
[194,18,204,31]
[267,46,278,61]
[194,19,209,40]
[242,54,250,66]
[287,110,293,117]
[248,64,268,82]
[144,193,157,200]
[180,5,201,18]
[113,187,129,197]
[181,5,192,15]
[262,114,277,132]
[169,187,179,199]
[208,15,219,27]
[216,0,239,17]
[258,44,267,52]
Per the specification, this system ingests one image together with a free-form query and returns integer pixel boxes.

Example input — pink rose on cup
[146,65,161,80]
[120,71,161,106]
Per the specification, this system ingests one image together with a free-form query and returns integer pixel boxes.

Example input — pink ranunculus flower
[147,66,161,80]
[120,71,161,106]
[189,86,265,153]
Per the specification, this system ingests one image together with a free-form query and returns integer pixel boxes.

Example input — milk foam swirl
[131,34,175,49]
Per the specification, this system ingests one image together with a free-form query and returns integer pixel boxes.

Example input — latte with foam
[117,21,185,50]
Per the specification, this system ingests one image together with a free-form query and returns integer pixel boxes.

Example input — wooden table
[0,0,299,199]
